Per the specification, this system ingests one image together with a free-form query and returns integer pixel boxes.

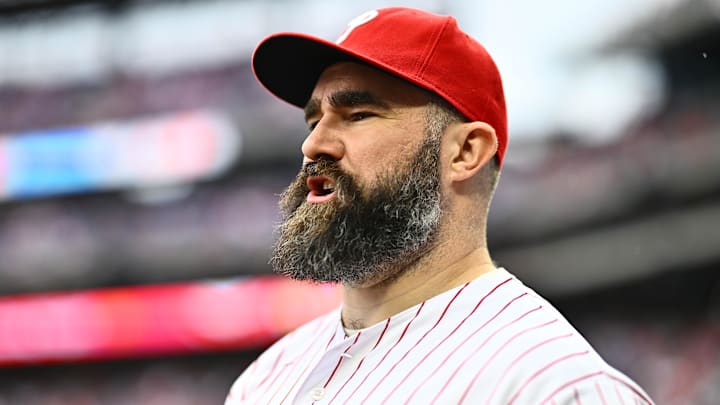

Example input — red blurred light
[0,277,341,366]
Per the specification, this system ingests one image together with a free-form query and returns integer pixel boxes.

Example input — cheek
[363,129,420,159]
[352,141,416,184]
[342,121,425,183]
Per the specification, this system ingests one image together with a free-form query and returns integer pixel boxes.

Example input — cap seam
[416,17,451,79]
[412,18,491,125]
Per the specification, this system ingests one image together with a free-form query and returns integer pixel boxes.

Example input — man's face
[270,62,446,286]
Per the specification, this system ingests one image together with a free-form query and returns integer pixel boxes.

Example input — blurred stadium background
[0,0,718,403]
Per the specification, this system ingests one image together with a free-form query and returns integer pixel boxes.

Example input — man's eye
[349,112,374,121]
[307,121,318,131]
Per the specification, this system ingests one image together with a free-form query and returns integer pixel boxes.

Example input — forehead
[310,62,431,107]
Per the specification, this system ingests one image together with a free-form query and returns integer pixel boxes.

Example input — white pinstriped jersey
[225,268,654,404]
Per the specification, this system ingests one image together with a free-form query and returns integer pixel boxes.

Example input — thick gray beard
[270,132,442,285]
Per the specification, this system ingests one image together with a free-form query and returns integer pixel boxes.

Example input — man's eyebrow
[304,90,391,122]
[328,90,390,111]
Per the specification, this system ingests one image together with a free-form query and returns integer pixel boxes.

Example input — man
[226,7,654,404]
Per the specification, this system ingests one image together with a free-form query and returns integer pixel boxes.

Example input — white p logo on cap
[336,10,379,44]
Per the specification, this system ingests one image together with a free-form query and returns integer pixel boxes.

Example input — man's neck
[340,245,495,330]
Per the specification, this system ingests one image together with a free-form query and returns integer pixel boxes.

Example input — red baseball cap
[252,7,508,166]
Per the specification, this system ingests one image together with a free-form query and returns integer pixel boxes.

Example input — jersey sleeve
[541,372,654,405]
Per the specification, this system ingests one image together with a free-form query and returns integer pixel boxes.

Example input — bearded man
[226,7,654,404]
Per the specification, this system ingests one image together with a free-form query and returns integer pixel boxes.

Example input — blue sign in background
[4,127,98,199]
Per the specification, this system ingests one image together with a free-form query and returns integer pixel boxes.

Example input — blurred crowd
[0,352,257,405]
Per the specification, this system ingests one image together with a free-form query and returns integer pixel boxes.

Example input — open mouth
[306,176,337,203]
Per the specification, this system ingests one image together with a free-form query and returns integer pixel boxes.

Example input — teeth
[322,180,334,191]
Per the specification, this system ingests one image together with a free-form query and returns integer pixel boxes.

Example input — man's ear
[446,121,498,183]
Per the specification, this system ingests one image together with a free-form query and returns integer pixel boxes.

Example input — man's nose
[301,120,345,162]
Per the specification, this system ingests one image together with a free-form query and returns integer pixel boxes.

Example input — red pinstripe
[385,278,515,403]
[355,280,481,404]
[367,278,510,403]
[327,318,391,404]
[339,300,426,405]
[250,348,283,398]
[324,331,362,389]
[257,360,292,402]
[615,384,626,405]
[261,321,333,402]
[272,322,339,404]
[370,317,391,350]
[507,350,593,404]
[310,332,363,404]
[535,369,602,405]
[595,381,608,405]
[485,333,573,404]
[407,293,534,404]
[458,319,560,404]
[428,301,540,404]
[574,387,582,404]
[606,374,653,403]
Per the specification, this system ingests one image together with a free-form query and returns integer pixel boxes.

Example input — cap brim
[252,32,455,114]
[252,33,376,109]
[252,34,353,109]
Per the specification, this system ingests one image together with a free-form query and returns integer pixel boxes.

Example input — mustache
[280,158,352,215]
[302,157,340,178]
